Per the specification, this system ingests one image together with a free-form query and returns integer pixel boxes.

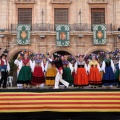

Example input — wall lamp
[78,34,84,38]
[0,29,5,32]
[0,35,5,38]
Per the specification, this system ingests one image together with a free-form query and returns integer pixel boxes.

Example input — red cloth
[89,67,101,85]
[76,68,88,86]
[0,59,7,66]
[22,59,29,65]
[33,66,44,77]
[32,66,45,84]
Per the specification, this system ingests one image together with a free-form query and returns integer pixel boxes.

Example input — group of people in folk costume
[0,49,120,89]
[13,50,120,89]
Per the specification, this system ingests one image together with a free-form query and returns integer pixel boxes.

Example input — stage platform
[0,88,120,120]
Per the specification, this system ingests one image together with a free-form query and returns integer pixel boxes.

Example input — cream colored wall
[0,0,120,60]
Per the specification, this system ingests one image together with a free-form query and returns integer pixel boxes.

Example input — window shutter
[54,8,68,25]
[91,8,105,25]
[18,8,32,24]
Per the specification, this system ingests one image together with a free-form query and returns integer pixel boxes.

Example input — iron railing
[10,23,113,32]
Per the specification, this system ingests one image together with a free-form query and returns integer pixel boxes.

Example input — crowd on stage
[0,49,120,89]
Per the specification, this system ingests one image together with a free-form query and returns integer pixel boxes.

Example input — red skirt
[73,72,77,86]
[31,66,45,85]
[89,67,101,85]
[76,68,88,86]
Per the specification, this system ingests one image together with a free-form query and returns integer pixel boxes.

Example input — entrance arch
[50,48,75,56]
[53,50,72,56]
[7,46,36,61]
[85,46,110,55]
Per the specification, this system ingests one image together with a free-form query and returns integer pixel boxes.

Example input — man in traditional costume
[0,54,10,88]
[53,54,69,89]
[17,53,32,88]
[102,53,116,87]
[74,55,88,87]
[88,55,101,88]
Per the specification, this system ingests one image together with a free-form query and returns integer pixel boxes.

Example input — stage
[0,88,120,120]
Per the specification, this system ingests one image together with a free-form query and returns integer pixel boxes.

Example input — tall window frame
[18,8,32,24]
[91,8,105,25]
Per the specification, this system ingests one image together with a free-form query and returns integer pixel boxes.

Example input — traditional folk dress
[45,61,57,86]
[118,60,120,87]
[62,60,73,86]
[14,59,23,88]
[88,60,101,85]
[115,62,119,85]
[0,58,10,88]
[102,59,116,86]
[17,58,32,84]
[31,59,45,85]
[54,59,69,89]
[74,61,88,86]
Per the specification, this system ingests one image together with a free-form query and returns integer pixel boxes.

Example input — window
[91,8,105,25]
[54,8,68,25]
[18,8,32,24]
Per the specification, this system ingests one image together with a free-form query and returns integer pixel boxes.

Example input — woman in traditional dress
[118,58,120,88]
[114,59,119,87]
[14,54,23,88]
[102,53,116,87]
[17,53,32,88]
[45,57,57,87]
[88,55,101,88]
[31,54,45,89]
[74,55,88,87]
[62,55,73,86]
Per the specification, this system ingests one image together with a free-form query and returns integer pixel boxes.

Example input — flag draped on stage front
[17,24,31,45]
[56,24,70,46]
[93,24,106,45]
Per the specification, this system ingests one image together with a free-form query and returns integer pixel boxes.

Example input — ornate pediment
[14,0,35,4]
[50,0,72,4]
[88,0,108,4]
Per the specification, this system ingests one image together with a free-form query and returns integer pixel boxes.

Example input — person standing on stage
[88,55,101,88]
[14,54,23,88]
[45,55,57,88]
[74,55,88,87]
[118,57,120,88]
[62,55,73,86]
[17,53,32,88]
[0,54,10,88]
[53,54,69,89]
[31,54,45,89]
[102,53,116,87]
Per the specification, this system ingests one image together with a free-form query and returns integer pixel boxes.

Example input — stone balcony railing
[10,23,112,32]
[14,0,35,4]
[51,0,72,4]
[88,0,108,4]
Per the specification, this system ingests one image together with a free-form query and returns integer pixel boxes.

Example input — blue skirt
[103,67,116,86]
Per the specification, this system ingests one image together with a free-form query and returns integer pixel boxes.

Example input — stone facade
[0,0,120,61]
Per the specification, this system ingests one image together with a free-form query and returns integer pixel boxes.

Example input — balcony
[50,0,72,4]
[14,0,35,4]
[88,0,108,4]
[10,23,113,32]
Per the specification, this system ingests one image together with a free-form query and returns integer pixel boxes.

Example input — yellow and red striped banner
[0,92,120,113]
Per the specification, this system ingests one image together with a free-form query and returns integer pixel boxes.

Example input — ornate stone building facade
[0,0,120,60]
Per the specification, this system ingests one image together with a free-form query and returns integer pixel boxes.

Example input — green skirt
[63,67,73,86]
[17,66,32,84]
